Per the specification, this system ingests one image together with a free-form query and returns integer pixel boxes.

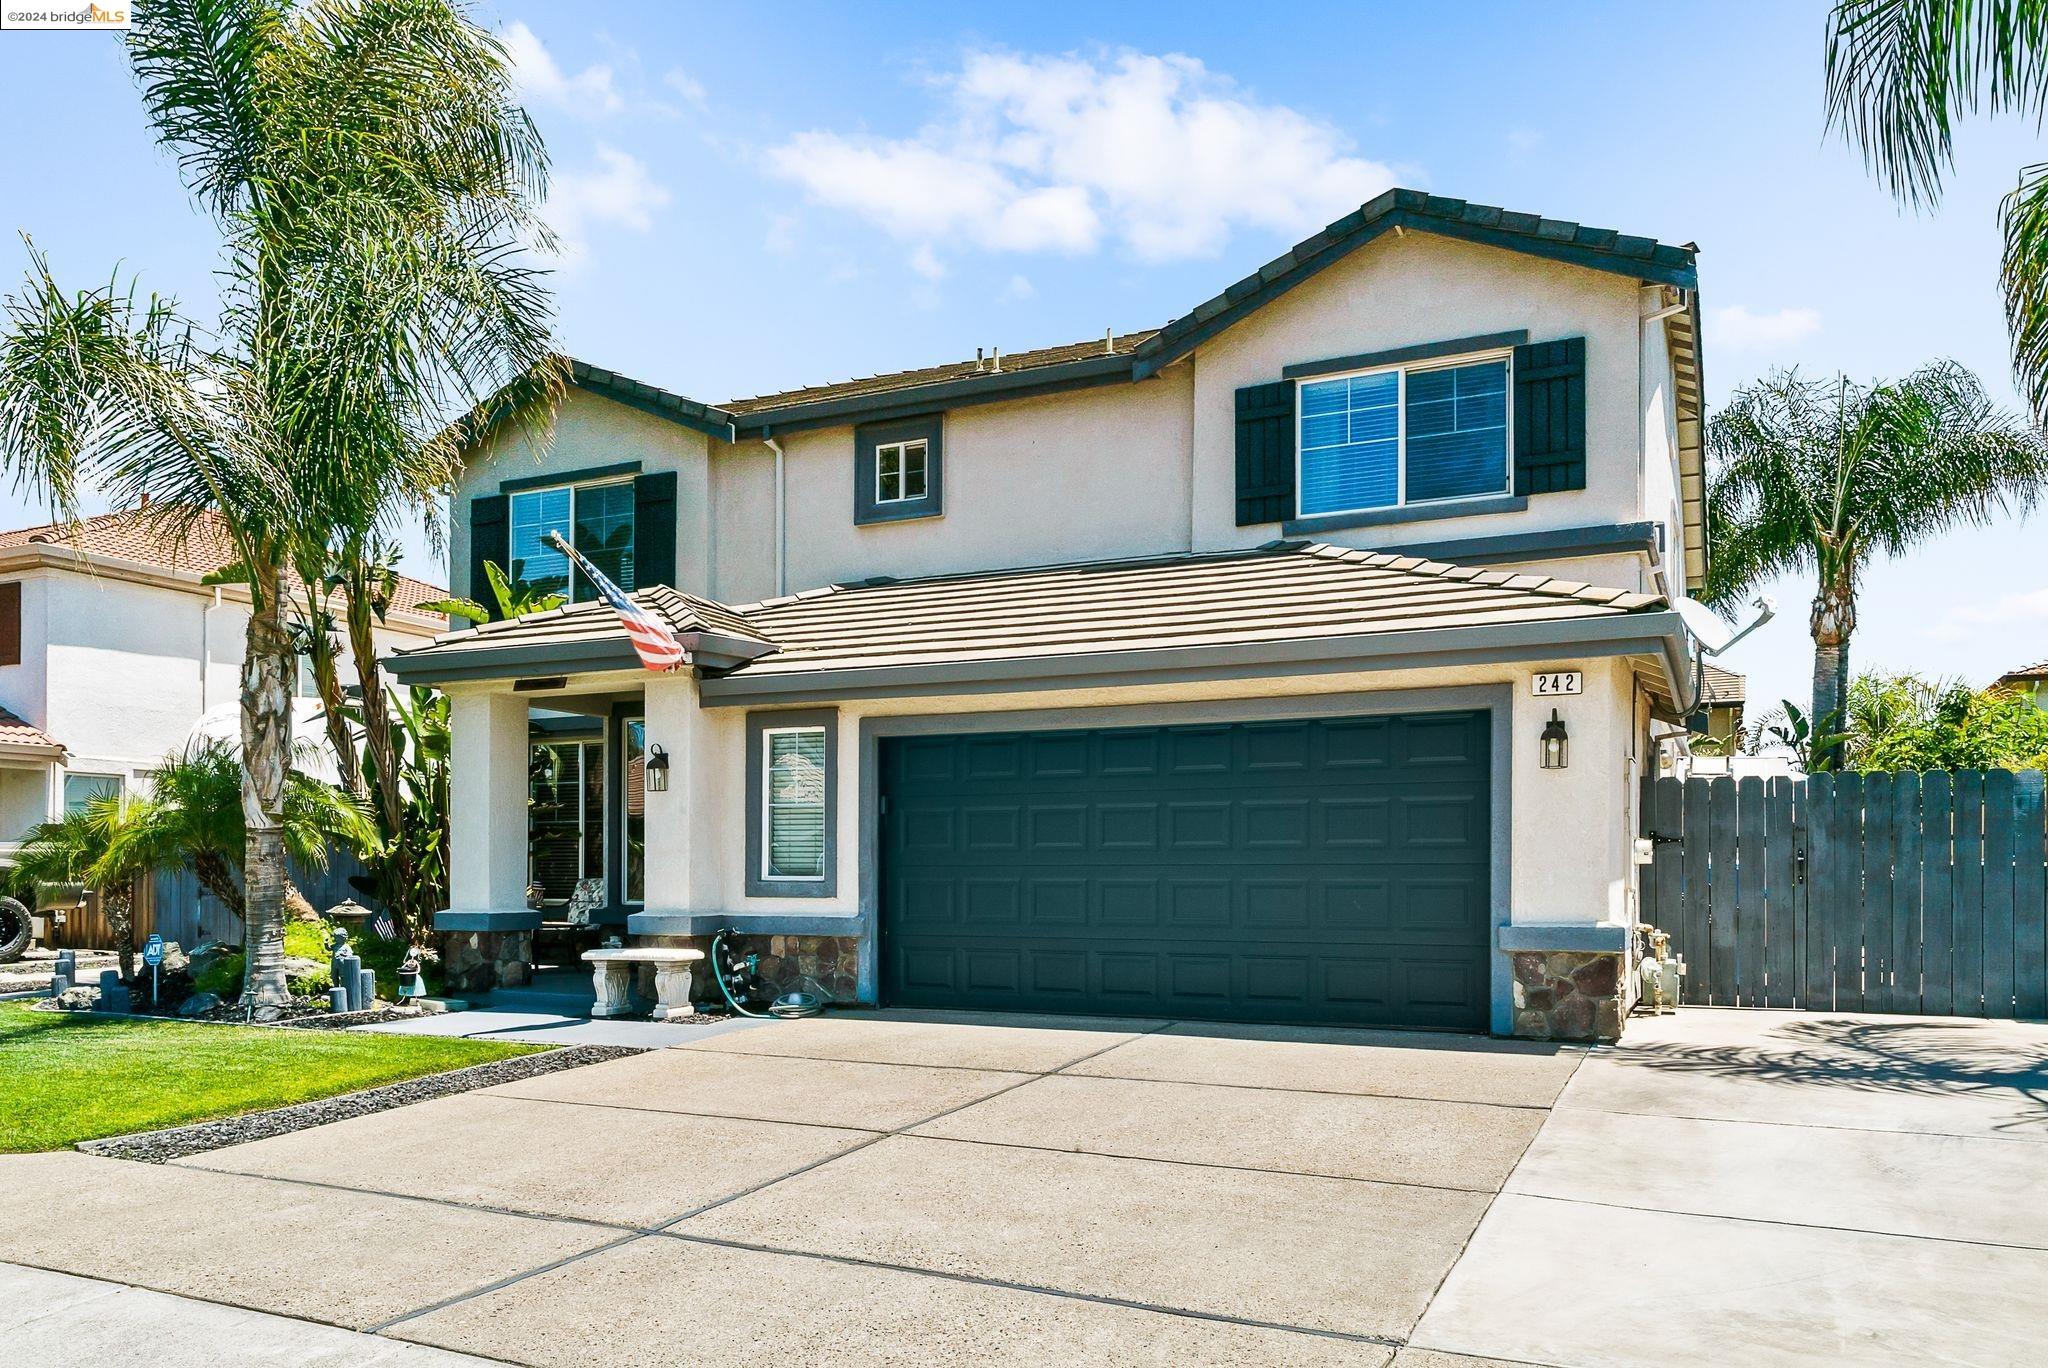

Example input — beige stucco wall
[457,231,1688,610]
[452,387,716,601]
[1189,232,1646,555]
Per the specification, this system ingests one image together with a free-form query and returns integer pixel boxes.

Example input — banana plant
[419,558,568,625]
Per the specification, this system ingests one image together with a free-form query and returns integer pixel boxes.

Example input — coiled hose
[709,928,824,1018]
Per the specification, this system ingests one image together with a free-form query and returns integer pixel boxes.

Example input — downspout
[762,431,787,597]
[1638,287,1691,598]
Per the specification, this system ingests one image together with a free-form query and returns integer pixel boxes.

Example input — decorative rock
[252,1004,285,1022]
[178,991,222,1017]
[158,941,189,975]
[1507,948,1628,1042]
[53,985,95,1011]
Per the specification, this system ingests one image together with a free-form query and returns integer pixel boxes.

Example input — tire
[0,896,30,963]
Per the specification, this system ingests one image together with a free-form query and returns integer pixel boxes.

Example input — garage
[879,710,1494,1029]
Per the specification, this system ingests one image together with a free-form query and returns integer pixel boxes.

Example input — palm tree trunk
[1810,583,1857,773]
[311,634,361,797]
[105,881,135,982]
[240,556,295,1008]
[344,579,414,941]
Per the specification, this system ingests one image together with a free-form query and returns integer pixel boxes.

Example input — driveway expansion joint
[370,1018,1183,1332]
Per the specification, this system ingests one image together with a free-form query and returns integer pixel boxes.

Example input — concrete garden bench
[582,946,704,1021]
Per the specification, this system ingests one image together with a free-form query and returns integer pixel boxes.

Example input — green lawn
[0,1002,540,1152]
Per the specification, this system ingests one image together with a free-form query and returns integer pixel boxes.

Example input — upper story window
[63,773,122,815]
[1298,354,1510,517]
[855,415,943,525]
[509,480,635,599]
[875,439,929,504]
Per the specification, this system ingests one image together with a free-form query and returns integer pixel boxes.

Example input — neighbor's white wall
[453,387,716,602]
[1191,232,1648,554]
[0,766,48,839]
[0,572,51,742]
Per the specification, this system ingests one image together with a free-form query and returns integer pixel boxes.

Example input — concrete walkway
[3,1007,2044,1365]
[0,1263,497,1366]
[1412,1008,2048,1365]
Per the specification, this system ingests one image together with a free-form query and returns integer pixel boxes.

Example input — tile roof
[726,542,1664,678]
[0,704,62,754]
[556,189,1697,429]
[1997,659,2048,684]
[390,542,1667,684]
[722,331,1160,418]
[395,583,776,669]
[0,508,447,620]
[1700,663,1746,706]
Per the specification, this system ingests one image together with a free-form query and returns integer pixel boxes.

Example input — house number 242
[1531,671,1583,696]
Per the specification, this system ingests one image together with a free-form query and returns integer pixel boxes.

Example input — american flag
[545,531,689,671]
[368,909,396,940]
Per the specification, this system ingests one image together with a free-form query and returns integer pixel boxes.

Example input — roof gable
[520,189,1697,437]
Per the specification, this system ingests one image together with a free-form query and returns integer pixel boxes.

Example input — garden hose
[709,928,825,1019]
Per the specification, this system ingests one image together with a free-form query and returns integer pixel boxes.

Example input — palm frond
[1825,0,2048,208]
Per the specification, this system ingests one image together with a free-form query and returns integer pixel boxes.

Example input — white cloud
[540,145,670,265]
[1002,274,1035,301]
[1932,585,2048,642]
[1710,304,1823,353]
[502,21,622,117]
[908,244,947,281]
[664,68,708,109]
[765,49,1397,270]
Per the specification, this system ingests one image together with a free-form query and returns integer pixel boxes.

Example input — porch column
[440,689,536,993]
[448,689,531,915]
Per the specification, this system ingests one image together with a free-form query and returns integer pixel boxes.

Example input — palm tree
[106,742,378,929]
[1826,1,2048,419]
[14,796,154,982]
[420,557,570,625]
[0,1,556,1002]
[1705,362,2048,768]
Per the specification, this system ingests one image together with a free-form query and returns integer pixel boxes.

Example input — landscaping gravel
[77,1044,646,1164]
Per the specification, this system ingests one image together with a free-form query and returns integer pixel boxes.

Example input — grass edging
[78,1043,647,1164]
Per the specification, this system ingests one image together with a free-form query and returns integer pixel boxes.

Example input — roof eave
[732,352,1135,435]
[699,610,1692,706]
[384,629,774,686]
[1133,195,1699,381]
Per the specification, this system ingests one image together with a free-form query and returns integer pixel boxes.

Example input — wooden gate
[1640,771,2048,1017]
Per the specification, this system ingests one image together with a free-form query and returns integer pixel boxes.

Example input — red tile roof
[0,509,446,620]
[0,704,61,754]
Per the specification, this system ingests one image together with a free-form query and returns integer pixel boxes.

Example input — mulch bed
[78,1043,646,1164]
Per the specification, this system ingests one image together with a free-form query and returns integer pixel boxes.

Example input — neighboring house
[1699,663,1747,746]
[0,507,446,867]
[1994,659,2048,709]
[395,188,1711,1041]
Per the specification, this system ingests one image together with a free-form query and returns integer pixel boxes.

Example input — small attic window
[855,415,943,525]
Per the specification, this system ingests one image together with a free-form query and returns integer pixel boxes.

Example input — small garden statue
[397,949,426,1001]
[565,877,604,927]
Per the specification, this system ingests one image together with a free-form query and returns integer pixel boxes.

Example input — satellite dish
[1671,596,1735,654]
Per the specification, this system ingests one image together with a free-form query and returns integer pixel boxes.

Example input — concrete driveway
[2,1007,2044,1365]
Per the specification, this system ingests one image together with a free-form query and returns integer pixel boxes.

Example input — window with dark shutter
[0,581,18,666]
[469,494,509,613]
[633,472,678,588]
[1512,337,1587,495]
[1234,381,1296,526]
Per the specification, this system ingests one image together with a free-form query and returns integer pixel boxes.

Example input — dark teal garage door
[879,711,1492,1029]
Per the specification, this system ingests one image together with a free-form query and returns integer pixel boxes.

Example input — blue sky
[1,1,2043,720]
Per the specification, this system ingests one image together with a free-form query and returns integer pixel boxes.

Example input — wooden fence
[42,849,373,953]
[1641,771,2048,1017]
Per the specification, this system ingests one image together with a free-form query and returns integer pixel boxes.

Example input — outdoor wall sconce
[1539,710,1570,770]
[645,743,670,792]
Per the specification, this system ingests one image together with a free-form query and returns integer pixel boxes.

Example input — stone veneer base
[1510,950,1627,1042]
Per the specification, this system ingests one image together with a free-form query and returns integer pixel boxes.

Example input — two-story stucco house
[0,508,446,867]
[393,189,1710,1041]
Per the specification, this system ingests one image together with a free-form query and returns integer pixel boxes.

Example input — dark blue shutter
[1235,381,1296,525]
[469,494,509,616]
[1513,338,1586,494]
[633,472,678,589]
